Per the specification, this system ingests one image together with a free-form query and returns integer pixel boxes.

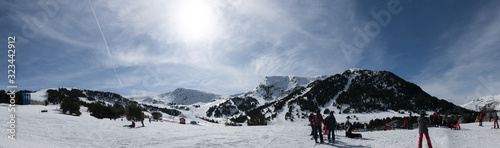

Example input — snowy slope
[2,104,499,148]
[461,94,500,111]
[30,89,49,102]
[30,87,81,102]
[127,88,223,105]
[239,75,327,103]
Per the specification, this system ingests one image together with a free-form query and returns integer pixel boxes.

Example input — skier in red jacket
[312,111,324,143]
[433,111,440,127]
[479,114,483,127]
[404,118,409,129]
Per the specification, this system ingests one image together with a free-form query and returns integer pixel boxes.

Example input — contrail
[88,0,123,85]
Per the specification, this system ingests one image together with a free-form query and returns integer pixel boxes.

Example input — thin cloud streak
[86,0,364,95]
[89,0,122,86]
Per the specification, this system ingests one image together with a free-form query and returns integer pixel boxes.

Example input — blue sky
[1,0,500,105]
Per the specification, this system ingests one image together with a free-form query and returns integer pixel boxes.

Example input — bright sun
[177,1,215,41]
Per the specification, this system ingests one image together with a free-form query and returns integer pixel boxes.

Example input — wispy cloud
[2,0,373,96]
[83,0,365,95]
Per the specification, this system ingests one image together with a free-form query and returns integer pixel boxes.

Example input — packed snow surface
[2,104,499,148]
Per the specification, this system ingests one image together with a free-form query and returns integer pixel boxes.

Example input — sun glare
[177,1,215,42]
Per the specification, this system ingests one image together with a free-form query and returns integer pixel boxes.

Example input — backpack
[314,115,321,124]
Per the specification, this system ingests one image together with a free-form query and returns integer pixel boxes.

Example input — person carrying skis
[312,110,324,143]
[493,112,499,129]
[324,111,337,143]
[418,111,433,148]
[309,113,315,136]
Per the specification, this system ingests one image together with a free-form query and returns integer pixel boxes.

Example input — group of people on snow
[309,111,337,144]
[307,110,435,147]
[309,110,367,144]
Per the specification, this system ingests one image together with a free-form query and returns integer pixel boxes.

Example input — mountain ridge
[8,69,476,125]
[461,94,500,112]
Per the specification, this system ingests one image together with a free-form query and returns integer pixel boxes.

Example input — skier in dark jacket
[493,113,499,129]
[409,112,413,128]
[312,111,324,143]
[345,120,352,136]
[345,120,362,138]
[418,111,433,148]
[309,113,314,136]
[324,112,337,143]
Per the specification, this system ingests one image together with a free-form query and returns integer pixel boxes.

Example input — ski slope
[1,104,499,148]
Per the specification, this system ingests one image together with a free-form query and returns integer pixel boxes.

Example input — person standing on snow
[312,111,324,143]
[418,111,433,148]
[364,123,367,131]
[324,112,337,143]
[493,112,499,129]
[309,113,315,136]
[404,118,409,129]
[432,111,440,127]
[141,117,145,127]
[479,114,483,127]
[454,114,461,130]
[442,113,448,127]
[409,112,413,128]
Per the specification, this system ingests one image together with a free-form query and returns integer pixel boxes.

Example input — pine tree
[126,103,144,121]
[61,99,81,116]
[152,112,162,120]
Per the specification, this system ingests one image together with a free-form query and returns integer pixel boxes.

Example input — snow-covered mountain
[30,87,134,106]
[461,94,500,112]
[127,88,223,105]
[205,69,471,125]
[21,69,472,126]
[239,75,328,103]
